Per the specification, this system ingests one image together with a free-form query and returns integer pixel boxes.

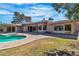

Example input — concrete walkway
[0,33,53,50]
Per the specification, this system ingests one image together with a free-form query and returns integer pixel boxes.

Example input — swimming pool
[0,34,26,42]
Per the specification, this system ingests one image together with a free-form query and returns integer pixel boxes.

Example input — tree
[52,3,79,20]
[11,12,31,24]
[42,18,45,21]
[11,12,21,24]
[48,17,54,21]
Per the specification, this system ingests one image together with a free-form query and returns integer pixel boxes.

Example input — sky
[0,3,67,24]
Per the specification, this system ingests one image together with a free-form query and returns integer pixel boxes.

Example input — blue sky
[0,3,67,24]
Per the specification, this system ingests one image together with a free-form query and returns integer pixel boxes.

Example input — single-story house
[0,20,79,34]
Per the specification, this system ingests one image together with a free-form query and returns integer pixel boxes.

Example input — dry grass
[0,37,79,56]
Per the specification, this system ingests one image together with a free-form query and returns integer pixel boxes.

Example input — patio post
[63,25,65,33]
[42,24,43,32]
[15,26,17,32]
[11,26,12,32]
[77,32,79,40]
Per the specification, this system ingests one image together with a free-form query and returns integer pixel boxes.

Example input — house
[0,20,79,34]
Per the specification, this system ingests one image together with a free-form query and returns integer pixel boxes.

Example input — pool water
[0,34,26,42]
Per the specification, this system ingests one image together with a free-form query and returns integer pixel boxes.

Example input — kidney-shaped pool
[0,34,26,42]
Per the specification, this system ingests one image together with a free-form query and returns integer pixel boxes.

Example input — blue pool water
[0,34,26,42]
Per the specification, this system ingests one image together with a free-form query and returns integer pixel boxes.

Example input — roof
[28,20,50,24]
[0,24,22,26]
[49,20,79,25]
[0,19,79,26]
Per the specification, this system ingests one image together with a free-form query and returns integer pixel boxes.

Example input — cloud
[31,6,52,11]
[0,3,53,16]
[0,3,66,23]
[0,10,13,14]
[22,4,53,19]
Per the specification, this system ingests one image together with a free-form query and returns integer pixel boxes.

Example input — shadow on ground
[26,32,77,39]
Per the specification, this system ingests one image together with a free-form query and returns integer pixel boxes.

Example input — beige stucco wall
[74,22,79,34]
[70,23,75,34]
[0,26,7,32]
[23,26,28,32]
[47,24,65,34]
[3,26,7,32]
[47,24,54,33]
[38,24,44,32]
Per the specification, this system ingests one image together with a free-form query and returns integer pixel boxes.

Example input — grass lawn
[0,37,79,56]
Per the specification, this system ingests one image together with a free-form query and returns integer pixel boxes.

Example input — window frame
[43,25,47,30]
[54,25,63,31]
[65,24,71,31]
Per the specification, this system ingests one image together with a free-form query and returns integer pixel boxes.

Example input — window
[0,28,3,32]
[65,24,71,31]
[0,26,3,32]
[39,25,42,30]
[54,26,63,31]
[7,27,11,32]
[12,27,15,32]
[43,25,47,30]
